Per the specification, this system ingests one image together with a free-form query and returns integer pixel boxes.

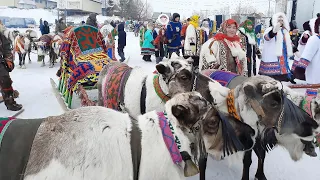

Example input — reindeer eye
[180,75,189,80]
[270,100,279,108]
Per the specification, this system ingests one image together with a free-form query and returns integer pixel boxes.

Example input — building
[57,0,102,14]
[0,0,57,9]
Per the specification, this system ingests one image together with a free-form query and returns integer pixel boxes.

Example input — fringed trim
[227,89,241,121]
[77,85,96,106]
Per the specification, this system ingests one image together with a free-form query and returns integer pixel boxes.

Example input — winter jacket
[154,29,168,57]
[0,32,13,75]
[40,20,50,35]
[166,13,182,52]
[86,13,98,28]
[117,23,126,48]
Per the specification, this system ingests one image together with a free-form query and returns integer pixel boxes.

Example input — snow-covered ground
[0,27,319,179]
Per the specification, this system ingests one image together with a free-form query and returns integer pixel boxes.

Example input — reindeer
[35,34,56,68]
[14,33,30,69]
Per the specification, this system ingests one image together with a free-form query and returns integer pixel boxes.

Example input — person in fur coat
[199,19,247,76]
[141,23,155,62]
[166,13,182,58]
[0,26,22,111]
[258,12,294,82]
[184,15,208,67]
[180,18,190,56]
[238,19,258,77]
[293,16,320,84]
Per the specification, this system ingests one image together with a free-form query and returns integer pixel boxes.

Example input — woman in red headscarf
[199,19,247,76]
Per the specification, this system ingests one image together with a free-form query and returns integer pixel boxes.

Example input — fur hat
[272,12,290,30]
[303,21,311,31]
[315,17,320,34]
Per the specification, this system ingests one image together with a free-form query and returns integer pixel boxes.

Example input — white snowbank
[0,8,121,25]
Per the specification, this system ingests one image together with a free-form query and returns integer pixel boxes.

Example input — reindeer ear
[243,82,257,99]
[171,52,179,59]
[156,63,169,75]
[186,57,194,65]
[172,105,188,120]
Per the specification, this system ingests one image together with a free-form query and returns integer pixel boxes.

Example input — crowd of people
[0,11,320,112]
[135,12,320,87]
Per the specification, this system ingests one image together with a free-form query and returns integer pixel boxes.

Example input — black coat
[117,23,126,48]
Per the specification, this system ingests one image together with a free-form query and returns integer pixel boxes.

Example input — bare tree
[217,6,230,16]
[118,0,152,20]
[234,4,258,15]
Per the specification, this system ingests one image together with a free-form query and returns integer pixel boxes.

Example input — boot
[4,96,22,111]
[301,140,317,157]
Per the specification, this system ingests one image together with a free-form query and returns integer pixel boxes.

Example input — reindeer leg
[241,150,252,180]
[18,54,22,68]
[254,139,267,180]
[28,47,31,63]
[22,54,26,69]
[41,55,45,67]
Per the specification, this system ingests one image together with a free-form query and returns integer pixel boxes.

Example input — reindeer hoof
[255,174,267,180]
[22,65,26,69]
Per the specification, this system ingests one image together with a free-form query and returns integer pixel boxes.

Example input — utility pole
[268,0,271,17]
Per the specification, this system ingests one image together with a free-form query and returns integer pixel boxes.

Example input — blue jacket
[166,21,182,51]
[40,20,50,35]
[117,23,126,47]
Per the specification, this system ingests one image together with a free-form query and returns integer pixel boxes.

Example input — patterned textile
[306,89,318,97]
[105,28,118,60]
[59,25,113,90]
[158,112,182,164]
[14,37,25,53]
[300,96,313,116]
[0,117,16,146]
[258,61,282,75]
[102,62,132,110]
[219,40,237,73]
[153,75,170,102]
[227,89,241,121]
[202,69,238,87]
[39,34,52,45]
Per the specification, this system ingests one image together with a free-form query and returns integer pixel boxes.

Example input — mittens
[273,22,282,33]
[5,60,14,72]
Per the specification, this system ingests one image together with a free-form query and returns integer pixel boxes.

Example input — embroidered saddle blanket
[0,117,44,180]
[157,112,182,164]
[61,25,113,90]
[202,69,247,89]
[102,62,132,110]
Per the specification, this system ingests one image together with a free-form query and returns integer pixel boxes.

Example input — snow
[0,8,319,180]
[0,8,122,25]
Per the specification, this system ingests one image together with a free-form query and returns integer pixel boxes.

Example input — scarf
[214,19,241,42]
[240,19,256,45]
[190,15,200,28]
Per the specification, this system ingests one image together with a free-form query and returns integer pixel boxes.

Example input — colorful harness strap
[158,112,182,164]
[226,89,241,121]
[300,96,313,117]
[153,75,170,102]
[0,117,16,147]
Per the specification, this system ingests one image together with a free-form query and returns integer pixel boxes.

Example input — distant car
[0,16,10,26]
[4,17,36,28]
